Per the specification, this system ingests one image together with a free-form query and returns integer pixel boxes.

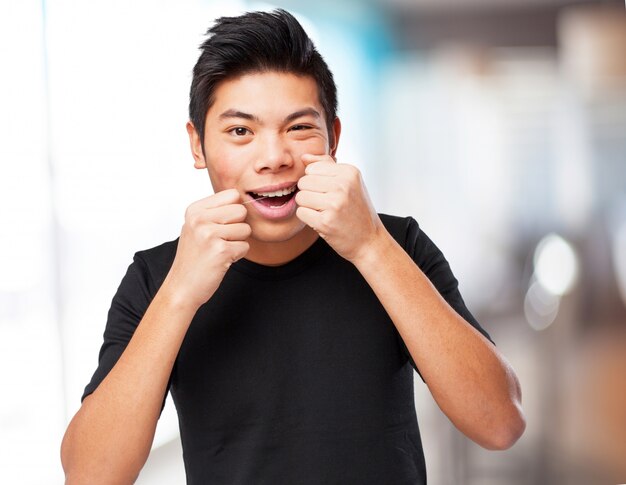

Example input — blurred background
[1,0,625,483]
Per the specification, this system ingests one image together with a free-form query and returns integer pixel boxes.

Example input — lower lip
[246,193,298,220]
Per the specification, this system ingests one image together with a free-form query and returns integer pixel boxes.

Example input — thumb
[301,153,336,166]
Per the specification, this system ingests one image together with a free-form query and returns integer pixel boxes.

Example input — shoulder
[379,213,446,268]
[132,238,179,290]
[379,213,421,251]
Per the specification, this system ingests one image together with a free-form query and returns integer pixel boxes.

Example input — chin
[249,218,308,243]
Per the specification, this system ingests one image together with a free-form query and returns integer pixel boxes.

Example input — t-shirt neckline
[231,236,331,280]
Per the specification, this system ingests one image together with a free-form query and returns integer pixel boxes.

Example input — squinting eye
[290,125,311,131]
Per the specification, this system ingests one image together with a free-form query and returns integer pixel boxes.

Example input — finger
[295,190,330,211]
[297,174,337,193]
[195,188,242,210]
[207,203,248,224]
[304,160,338,176]
[217,222,252,241]
[187,203,247,228]
[302,153,335,165]
[227,240,250,262]
[296,206,322,231]
[302,154,336,173]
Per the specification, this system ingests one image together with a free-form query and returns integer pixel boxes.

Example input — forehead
[207,71,323,120]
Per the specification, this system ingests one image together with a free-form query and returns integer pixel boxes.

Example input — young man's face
[188,71,341,244]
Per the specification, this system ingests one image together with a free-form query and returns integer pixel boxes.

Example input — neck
[245,226,319,266]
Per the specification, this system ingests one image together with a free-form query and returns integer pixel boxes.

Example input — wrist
[158,275,205,315]
[350,227,395,271]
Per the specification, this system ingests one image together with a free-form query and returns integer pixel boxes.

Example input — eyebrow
[284,108,321,123]
[219,109,260,122]
[218,107,321,124]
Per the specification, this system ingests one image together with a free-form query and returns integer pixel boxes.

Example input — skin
[187,72,340,267]
[61,71,524,485]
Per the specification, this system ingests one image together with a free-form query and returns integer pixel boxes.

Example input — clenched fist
[295,154,384,263]
[164,188,251,309]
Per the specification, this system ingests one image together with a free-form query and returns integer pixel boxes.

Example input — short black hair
[189,9,338,150]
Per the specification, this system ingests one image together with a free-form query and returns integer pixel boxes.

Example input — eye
[229,127,251,136]
[289,124,312,132]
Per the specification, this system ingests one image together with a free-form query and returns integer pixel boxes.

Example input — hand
[295,154,384,262]
[164,189,251,309]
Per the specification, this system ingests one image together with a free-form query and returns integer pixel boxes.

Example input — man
[61,9,525,485]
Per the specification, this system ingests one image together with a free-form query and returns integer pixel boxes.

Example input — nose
[253,133,294,173]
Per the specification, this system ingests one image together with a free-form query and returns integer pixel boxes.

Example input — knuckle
[329,198,342,212]
[199,224,216,242]
[187,212,202,229]
[346,164,360,176]
[236,241,250,258]
[346,166,361,184]
[213,238,228,255]
[184,204,196,221]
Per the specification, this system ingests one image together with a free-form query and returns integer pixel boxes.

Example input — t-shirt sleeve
[81,252,170,411]
[398,217,494,378]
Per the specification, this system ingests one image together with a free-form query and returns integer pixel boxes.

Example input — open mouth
[247,185,298,208]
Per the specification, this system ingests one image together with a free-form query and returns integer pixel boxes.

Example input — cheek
[290,136,330,157]
[205,151,248,190]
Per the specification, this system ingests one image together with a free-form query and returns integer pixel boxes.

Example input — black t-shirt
[83,214,491,485]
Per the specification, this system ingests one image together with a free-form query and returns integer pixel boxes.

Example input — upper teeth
[252,186,296,197]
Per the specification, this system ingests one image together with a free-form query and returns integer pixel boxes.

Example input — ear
[329,117,342,159]
[187,121,207,169]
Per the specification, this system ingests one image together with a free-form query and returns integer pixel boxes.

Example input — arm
[295,155,525,450]
[352,229,525,450]
[61,286,198,484]
[61,189,251,484]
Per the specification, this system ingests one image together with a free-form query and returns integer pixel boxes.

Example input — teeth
[252,185,296,198]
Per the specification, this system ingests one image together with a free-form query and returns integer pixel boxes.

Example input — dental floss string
[242,195,272,205]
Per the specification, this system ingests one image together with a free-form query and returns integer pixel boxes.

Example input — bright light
[612,219,626,307]
[534,233,579,296]
[524,280,561,331]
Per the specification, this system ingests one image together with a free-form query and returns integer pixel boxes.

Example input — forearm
[61,280,199,484]
[352,230,525,450]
